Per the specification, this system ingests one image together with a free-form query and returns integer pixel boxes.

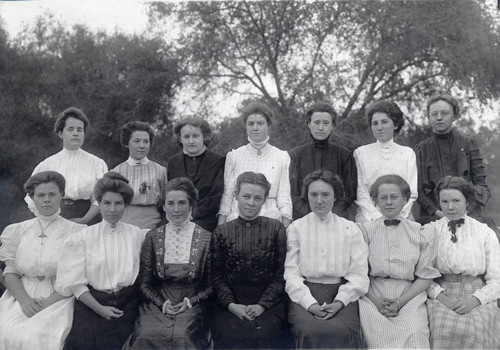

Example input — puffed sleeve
[276,151,292,220]
[219,150,236,216]
[400,149,418,219]
[335,223,369,306]
[353,148,382,222]
[284,223,317,310]
[0,223,24,275]
[210,226,236,308]
[138,233,165,308]
[414,226,441,280]
[424,223,445,299]
[473,226,500,305]
[55,232,89,298]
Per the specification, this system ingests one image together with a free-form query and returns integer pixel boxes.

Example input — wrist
[183,297,192,309]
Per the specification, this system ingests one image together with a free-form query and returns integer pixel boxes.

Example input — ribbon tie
[384,219,400,226]
[448,218,465,243]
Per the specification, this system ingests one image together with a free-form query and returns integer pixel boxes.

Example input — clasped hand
[20,297,43,317]
[371,295,399,318]
[308,301,344,320]
[162,299,189,315]
[438,294,480,315]
[228,303,265,321]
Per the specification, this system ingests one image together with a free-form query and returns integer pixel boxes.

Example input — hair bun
[103,171,129,184]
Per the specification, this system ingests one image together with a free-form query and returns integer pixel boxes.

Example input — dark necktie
[448,218,465,243]
[384,219,400,226]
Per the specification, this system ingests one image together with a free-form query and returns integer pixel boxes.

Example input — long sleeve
[138,233,165,308]
[288,149,310,220]
[219,150,237,216]
[276,152,293,220]
[334,150,357,217]
[193,156,225,227]
[469,137,491,206]
[400,149,418,218]
[473,227,500,304]
[353,148,381,221]
[210,226,236,307]
[415,142,439,216]
[188,226,213,306]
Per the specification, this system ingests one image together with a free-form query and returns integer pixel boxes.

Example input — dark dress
[415,130,491,223]
[168,150,225,232]
[288,138,357,220]
[124,224,212,349]
[210,216,288,349]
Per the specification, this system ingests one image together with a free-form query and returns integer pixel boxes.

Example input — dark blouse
[288,138,357,220]
[210,216,287,309]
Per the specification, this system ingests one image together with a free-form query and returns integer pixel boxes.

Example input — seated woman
[211,171,288,349]
[218,101,292,228]
[353,100,417,223]
[284,170,369,349]
[56,172,145,350]
[113,121,167,230]
[168,117,225,232]
[426,176,500,349]
[124,177,212,349]
[0,171,85,349]
[358,174,440,349]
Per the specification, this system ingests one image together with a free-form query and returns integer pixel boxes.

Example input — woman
[284,170,369,349]
[426,176,500,349]
[358,174,440,349]
[218,101,292,228]
[124,177,212,349]
[353,100,417,223]
[25,107,108,225]
[56,172,145,350]
[168,117,225,232]
[211,172,288,349]
[0,171,85,349]
[113,121,167,230]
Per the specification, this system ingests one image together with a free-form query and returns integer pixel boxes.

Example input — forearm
[42,291,68,308]
[78,290,104,314]
[398,278,432,307]
[4,273,31,303]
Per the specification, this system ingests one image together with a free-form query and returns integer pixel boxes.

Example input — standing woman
[353,100,417,223]
[168,117,225,232]
[0,171,85,349]
[113,121,167,230]
[218,101,292,228]
[426,176,500,349]
[124,177,212,349]
[26,107,108,225]
[284,170,369,349]
[56,172,145,350]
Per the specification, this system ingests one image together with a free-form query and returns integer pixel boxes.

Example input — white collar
[101,220,123,231]
[127,156,149,166]
[62,147,82,154]
[313,211,334,223]
[376,138,395,148]
[36,209,61,228]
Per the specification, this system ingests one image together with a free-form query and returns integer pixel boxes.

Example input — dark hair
[370,174,411,201]
[54,107,90,134]
[173,117,213,147]
[94,171,134,205]
[426,93,460,119]
[24,171,66,198]
[241,101,273,126]
[301,170,345,203]
[120,121,155,148]
[366,100,404,135]
[435,176,475,208]
[163,177,198,208]
[305,101,338,127]
[235,171,271,198]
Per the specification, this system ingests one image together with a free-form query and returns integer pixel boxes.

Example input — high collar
[237,215,260,226]
[312,211,334,223]
[183,148,206,159]
[62,147,82,155]
[101,220,123,231]
[376,138,395,148]
[166,218,192,231]
[36,209,61,227]
[434,129,454,140]
[127,156,149,166]
[247,135,270,149]
[311,134,329,149]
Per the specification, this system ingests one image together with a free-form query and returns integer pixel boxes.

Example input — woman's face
[32,182,62,217]
[439,189,468,221]
[180,124,205,157]
[163,190,192,225]
[371,112,395,143]
[375,183,407,219]
[236,182,267,219]
[59,117,85,151]
[428,100,455,134]
[308,179,335,219]
[99,192,126,224]
[128,131,151,160]
[308,112,334,141]
[246,113,269,143]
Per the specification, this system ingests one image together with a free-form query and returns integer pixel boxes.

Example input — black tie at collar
[384,219,400,226]
[448,218,465,243]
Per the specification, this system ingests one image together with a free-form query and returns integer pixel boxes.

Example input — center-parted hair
[301,170,345,203]
[370,174,411,201]
[24,171,66,198]
[241,101,273,126]
[120,121,155,148]
[426,93,460,119]
[94,171,134,205]
[54,107,90,134]
[163,177,198,208]
[173,117,213,147]
[435,176,475,207]
[235,171,271,198]
[365,100,405,135]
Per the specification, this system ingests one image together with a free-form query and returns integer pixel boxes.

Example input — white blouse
[426,216,500,305]
[219,143,292,220]
[25,148,108,211]
[284,212,369,310]
[164,222,195,264]
[353,140,417,221]
[55,221,145,298]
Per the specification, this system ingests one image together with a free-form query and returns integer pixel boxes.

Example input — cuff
[473,290,488,305]
[300,293,318,311]
[428,285,444,299]
[3,264,20,276]
[74,285,90,299]
[334,291,351,307]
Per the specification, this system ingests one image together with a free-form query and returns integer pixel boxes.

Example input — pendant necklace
[250,142,268,156]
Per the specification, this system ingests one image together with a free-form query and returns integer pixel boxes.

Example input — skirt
[288,281,363,349]
[212,284,288,349]
[64,285,139,350]
[427,275,500,349]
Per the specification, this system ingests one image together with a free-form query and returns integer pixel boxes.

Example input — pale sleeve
[90,158,108,206]
[219,150,236,216]
[284,223,317,310]
[400,149,418,219]
[276,152,293,220]
[55,232,89,298]
[353,148,381,221]
[415,225,441,279]
[335,223,370,306]
[473,226,500,305]
[425,223,445,299]
[0,224,23,275]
